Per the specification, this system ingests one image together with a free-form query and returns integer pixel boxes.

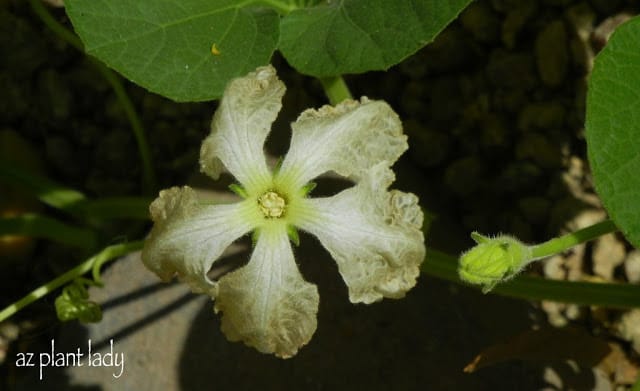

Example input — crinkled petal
[141,186,254,295]
[214,224,319,358]
[294,163,425,304]
[200,65,284,193]
[277,97,407,189]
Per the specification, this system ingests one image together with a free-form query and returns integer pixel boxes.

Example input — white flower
[141,65,425,358]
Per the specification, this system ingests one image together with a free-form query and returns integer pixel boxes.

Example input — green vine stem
[424,248,640,308]
[319,75,354,105]
[425,219,639,307]
[0,241,143,323]
[0,158,86,212]
[0,159,152,220]
[28,0,156,194]
[529,219,618,261]
[457,219,620,292]
[0,214,97,249]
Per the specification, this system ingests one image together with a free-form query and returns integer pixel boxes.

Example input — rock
[486,49,537,90]
[597,342,639,387]
[558,156,602,208]
[460,2,501,44]
[565,3,596,42]
[565,209,605,232]
[409,26,478,75]
[540,251,584,327]
[542,0,573,6]
[0,321,19,364]
[94,129,134,175]
[543,240,586,282]
[490,0,530,13]
[495,162,542,193]
[589,0,622,16]
[518,197,551,224]
[592,234,626,280]
[38,69,72,120]
[491,88,528,113]
[617,310,640,355]
[0,73,29,121]
[568,78,588,129]
[592,13,633,51]
[428,76,463,125]
[517,101,566,132]
[565,4,597,73]
[42,0,65,7]
[501,212,533,241]
[535,20,569,87]
[45,136,84,178]
[569,34,595,75]
[541,300,582,327]
[479,113,509,148]
[515,132,562,169]
[544,254,567,280]
[502,1,538,48]
[543,363,613,391]
[0,10,48,78]
[404,120,451,168]
[444,156,485,197]
[624,250,640,283]
[400,81,427,118]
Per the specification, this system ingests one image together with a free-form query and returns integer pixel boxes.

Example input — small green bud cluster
[458,232,532,293]
[55,280,102,323]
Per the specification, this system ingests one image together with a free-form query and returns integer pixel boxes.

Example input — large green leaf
[65,0,280,102]
[586,16,640,249]
[279,0,472,76]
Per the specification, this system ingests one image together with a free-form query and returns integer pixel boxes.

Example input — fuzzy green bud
[458,232,532,293]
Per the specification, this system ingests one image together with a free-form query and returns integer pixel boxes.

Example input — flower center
[258,191,286,218]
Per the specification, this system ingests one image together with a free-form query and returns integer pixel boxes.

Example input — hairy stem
[424,248,640,308]
[529,219,618,261]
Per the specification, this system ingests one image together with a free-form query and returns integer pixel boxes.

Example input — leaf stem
[92,64,156,193]
[0,158,86,212]
[0,160,152,220]
[0,241,143,323]
[529,219,618,261]
[28,0,83,50]
[0,214,97,250]
[28,0,156,194]
[319,75,354,105]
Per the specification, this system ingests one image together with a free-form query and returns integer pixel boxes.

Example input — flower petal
[278,97,407,189]
[214,224,319,358]
[295,164,425,304]
[141,186,254,295]
[200,65,285,193]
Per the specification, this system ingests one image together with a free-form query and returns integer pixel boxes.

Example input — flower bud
[458,232,532,293]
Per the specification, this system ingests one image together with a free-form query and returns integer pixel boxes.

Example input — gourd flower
[141,65,425,358]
